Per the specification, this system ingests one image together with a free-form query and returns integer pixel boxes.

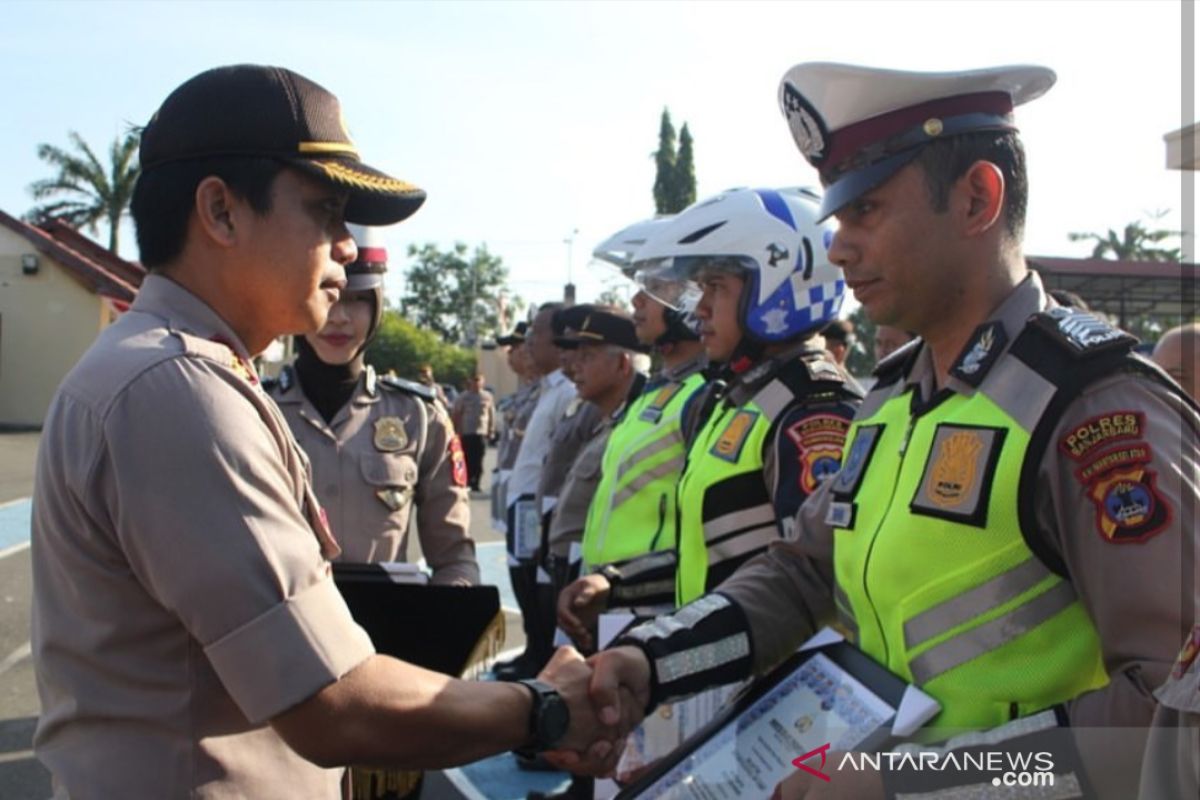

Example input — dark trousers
[461,434,486,489]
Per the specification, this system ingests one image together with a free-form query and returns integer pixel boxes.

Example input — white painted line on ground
[442,767,491,800]
[0,496,31,510]
[0,748,36,765]
[0,540,30,561]
[0,641,31,679]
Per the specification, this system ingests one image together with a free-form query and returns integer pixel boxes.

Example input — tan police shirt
[270,366,479,586]
[451,388,495,438]
[547,415,612,558]
[537,398,603,515]
[31,275,374,799]
[716,273,1199,790]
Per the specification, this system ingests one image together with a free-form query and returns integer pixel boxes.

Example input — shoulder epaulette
[1026,307,1137,358]
[871,337,921,388]
[379,375,437,401]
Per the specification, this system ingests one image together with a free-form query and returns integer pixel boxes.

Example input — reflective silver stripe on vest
[704,503,776,542]
[655,632,751,685]
[834,584,858,638]
[904,558,1056,651]
[909,581,1079,684]
[981,355,1058,433]
[626,593,731,643]
[615,550,676,580]
[752,379,795,421]
[707,523,777,566]
[611,579,676,601]
[612,455,686,508]
[615,430,683,485]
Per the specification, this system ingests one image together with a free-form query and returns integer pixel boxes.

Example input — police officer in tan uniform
[451,372,496,491]
[268,225,478,584]
[29,64,619,799]
[571,64,1200,798]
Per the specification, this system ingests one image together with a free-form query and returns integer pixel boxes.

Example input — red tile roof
[0,209,142,302]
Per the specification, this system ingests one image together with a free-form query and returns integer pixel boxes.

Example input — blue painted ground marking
[0,499,31,552]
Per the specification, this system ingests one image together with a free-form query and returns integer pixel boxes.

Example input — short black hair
[912,131,1027,241]
[131,156,285,269]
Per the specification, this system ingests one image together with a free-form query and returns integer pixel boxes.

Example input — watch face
[540,692,570,748]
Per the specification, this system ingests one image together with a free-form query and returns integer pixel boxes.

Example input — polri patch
[911,425,1006,526]
[710,409,760,463]
[448,435,468,487]
[832,425,883,500]
[1075,443,1153,485]
[373,416,408,452]
[1088,465,1171,544]
[1059,411,1143,461]
[787,414,850,493]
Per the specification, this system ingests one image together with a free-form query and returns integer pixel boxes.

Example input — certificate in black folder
[617,635,938,799]
[332,563,503,677]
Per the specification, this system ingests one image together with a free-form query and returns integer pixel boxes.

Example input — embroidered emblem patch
[1171,626,1200,680]
[951,322,1007,387]
[373,417,408,452]
[448,435,468,487]
[911,425,1006,525]
[1088,466,1171,544]
[1075,443,1153,485]
[832,425,883,500]
[1059,411,1143,461]
[1047,307,1126,350]
[781,82,828,164]
[711,409,759,463]
[787,414,850,493]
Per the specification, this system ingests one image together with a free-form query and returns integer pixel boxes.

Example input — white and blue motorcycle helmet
[627,187,845,346]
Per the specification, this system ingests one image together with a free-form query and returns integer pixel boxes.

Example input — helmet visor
[632,256,751,313]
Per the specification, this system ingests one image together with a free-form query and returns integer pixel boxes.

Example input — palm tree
[26,130,141,253]
[1068,212,1182,262]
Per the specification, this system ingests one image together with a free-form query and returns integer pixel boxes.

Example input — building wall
[0,229,106,427]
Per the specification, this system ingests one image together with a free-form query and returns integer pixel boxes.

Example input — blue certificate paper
[619,641,925,799]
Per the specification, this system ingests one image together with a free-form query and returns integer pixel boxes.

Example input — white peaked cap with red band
[777,62,1056,220]
[346,223,388,292]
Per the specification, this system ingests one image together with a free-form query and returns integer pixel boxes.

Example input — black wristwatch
[515,679,570,755]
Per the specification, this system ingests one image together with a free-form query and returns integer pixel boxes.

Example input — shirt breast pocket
[360,452,418,514]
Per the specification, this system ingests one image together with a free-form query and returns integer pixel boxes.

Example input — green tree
[26,130,141,252]
[400,242,519,344]
[671,123,697,211]
[844,305,877,378]
[366,311,477,389]
[652,109,677,214]
[1067,211,1182,262]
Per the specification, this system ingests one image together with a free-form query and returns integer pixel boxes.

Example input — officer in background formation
[579,62,1200,799]
[494,303,579,681]
[451,371,496,491]
[569,187,861,622]
[558,218,709,650]
[544,307,649,615]
[268,225,479,584]
[491,322,537,532]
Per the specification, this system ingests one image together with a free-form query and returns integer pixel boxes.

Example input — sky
[1,0,1194,324]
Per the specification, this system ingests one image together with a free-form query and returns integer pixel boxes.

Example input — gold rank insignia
[912,424,1005,525]
[373,417,408,452]
[711,409,760,463]
[929,430,983,508]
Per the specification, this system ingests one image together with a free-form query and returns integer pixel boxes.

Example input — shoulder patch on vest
[1029,307,1137,356]
[832,424,884,500]
[639,382,685,423]
[1088,464,1171,544]
[785,413,851,494]
[1058,411,1144,461]
[379,375,437,402]
[710,409,759,463]
[871,337,921,383]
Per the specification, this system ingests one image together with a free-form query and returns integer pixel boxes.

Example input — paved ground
[0,433,562,799]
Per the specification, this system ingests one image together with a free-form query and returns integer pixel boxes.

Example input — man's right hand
[557,573,611,651]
